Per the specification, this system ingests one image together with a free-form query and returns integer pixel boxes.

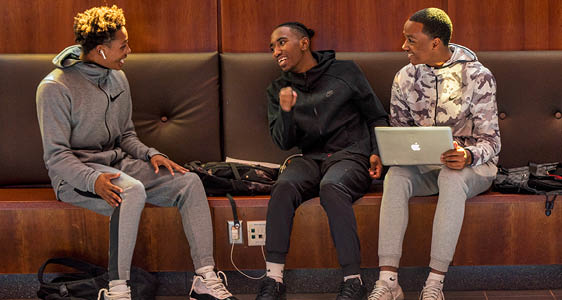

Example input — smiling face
[269,26,308,72]
[97,26,131,70]
[401,20,436,66]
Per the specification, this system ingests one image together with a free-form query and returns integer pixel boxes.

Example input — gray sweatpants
[378,164,495,272]
[57,156,215,280]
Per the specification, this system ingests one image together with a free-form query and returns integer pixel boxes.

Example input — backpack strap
[228,163,241,180]
[226,193,240,228]
[38,257,105,284]
[545,193,558,216]
[186,161,202,170]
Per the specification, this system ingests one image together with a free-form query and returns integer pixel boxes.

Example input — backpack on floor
[493,162,562,216]
[185,161,279,196]
[37,257,158,300]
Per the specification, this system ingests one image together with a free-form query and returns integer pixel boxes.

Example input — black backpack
[493,162,562,216]
[185,161,279,196]
[37,257,158,300]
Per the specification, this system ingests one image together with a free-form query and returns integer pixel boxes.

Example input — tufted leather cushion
[478,51,562,167]
[1,51,561,186]
[123,53,222,165]
[0,55,54,186]
[220,53,296,164]
[0,53,221,186]
[220,51,562,168]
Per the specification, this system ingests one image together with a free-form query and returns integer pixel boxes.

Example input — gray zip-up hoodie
[36,45,161,197]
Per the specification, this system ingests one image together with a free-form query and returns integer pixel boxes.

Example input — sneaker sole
[255,295,287,300]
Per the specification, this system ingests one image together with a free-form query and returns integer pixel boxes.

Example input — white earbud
[99,50,107,60]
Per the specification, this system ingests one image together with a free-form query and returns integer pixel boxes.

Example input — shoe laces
[368,283,392,300]
[419,282,444,300]
[338,278,362,297]
[190,271,233,298]
[258,278,279,296]
[97,287,131,300]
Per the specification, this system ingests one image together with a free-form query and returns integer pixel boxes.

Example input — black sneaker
[255,277,286,300]
[336,277,367,300]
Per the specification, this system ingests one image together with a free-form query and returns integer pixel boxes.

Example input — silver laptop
[375,127,454,166]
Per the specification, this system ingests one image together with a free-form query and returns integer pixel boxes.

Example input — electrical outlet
[227,220,243,244]
[247,220,266,246]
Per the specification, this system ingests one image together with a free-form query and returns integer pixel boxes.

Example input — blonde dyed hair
[73,5,126,53]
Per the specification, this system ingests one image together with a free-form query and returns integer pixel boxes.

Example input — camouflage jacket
[390,44,501,168]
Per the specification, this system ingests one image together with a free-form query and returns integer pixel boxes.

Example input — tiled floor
[149,289,562,300]
[5,290,562,300]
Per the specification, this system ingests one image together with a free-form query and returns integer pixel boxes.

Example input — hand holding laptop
[369,154,383,179]
[441,141,472,169]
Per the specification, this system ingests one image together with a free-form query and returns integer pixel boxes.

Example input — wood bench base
[1,188,560,274]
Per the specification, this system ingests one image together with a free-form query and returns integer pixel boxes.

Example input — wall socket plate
[227,220,243,244]
[247,220,266,246]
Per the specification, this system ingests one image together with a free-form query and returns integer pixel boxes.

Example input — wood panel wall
[0,0,217,53]
[220,0,562,52]
[448,0,562,51]
[1,0,561,53]
[220,0,447,52]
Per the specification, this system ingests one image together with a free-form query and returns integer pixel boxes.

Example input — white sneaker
[419,279,445,300]
[368,280,404,300]
[97,283,131,300]
[189,271,238,300]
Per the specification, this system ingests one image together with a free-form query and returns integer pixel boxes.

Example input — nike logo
[110,90,124,102]
[267,269,284,273]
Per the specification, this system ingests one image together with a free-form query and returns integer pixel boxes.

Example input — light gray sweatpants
[378,164,495,272]
[57,156,215,280]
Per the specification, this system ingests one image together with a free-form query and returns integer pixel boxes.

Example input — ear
[432,38,441,49]
[300,37,310,51]
[95,44,105,53]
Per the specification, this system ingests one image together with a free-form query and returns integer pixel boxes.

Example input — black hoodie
[267,50,389,160]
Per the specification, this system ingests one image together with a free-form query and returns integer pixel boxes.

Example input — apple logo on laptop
[411,142,421,151]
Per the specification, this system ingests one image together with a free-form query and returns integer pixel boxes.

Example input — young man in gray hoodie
[36,5,237,300]
[368,8,501,300]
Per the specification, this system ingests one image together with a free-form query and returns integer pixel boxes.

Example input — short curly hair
[73,5,126,54]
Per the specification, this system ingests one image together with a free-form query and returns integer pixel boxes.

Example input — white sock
[266,262,284,283]
[108,279,128,291]
[343,274,362,284]
[426,272,445,285]
[195,265,217,279]
[379,270,398,288]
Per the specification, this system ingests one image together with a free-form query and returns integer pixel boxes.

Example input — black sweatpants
[265,152,372,276]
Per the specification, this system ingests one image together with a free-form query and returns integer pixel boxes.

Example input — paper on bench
[225,157,281,169]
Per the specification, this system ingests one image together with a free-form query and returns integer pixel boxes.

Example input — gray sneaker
[367,280,404,300]
[97,284,131,300]
[418,279,444,300]
[189,271,238,300]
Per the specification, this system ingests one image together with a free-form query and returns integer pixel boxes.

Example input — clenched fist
[279,87,297,112]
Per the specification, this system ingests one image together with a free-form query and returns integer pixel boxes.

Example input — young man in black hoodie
[255,22,389,300]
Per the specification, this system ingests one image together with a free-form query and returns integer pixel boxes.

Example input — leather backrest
[220,53,295,164]
[0,52,221,186]
[123,53,222,164]
[478,51,562,167]
[0,55,53,186]
[220,51,562,167]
